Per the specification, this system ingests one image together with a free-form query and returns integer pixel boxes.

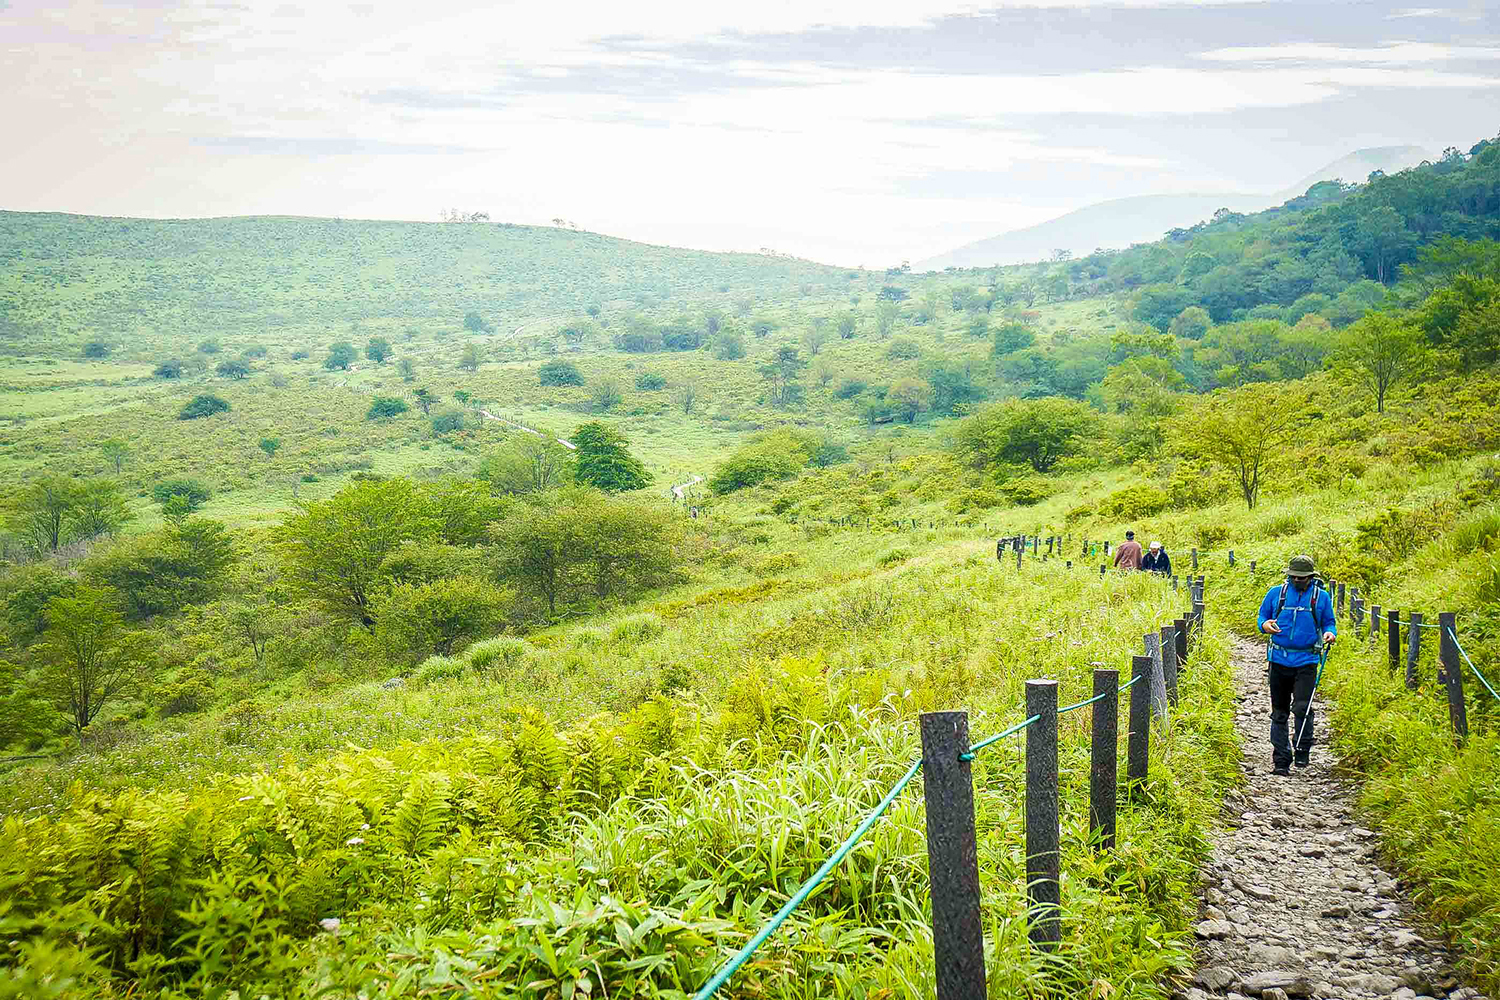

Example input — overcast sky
[2,1,1497,265]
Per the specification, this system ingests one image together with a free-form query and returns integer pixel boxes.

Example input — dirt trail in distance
[1187,638,1483,1000]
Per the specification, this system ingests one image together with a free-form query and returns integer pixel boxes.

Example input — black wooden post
[1250,560,1256,573]
[1104,540,1110,557]
[1016,547,1022,571]
[1089,668,1118,851]
[1127,655,1151,789]
[1388,609,1401,674]
[1100,564,1106,576]
[1174,618,1189,665]
[1354,599,1365,631]
[1191,547,1198,571]
[919,712,986,1000]
[1438,612,1468,743]
[1406,612,1423,691]
[1371,605,1381,642]
[1025,679,1060,951]
[1337,582,1346,613]
[1066,560,1072,569]
[1172,575,1179,591]
[1160,625,1180,707]
[1228,549,1235,567]
[1144,632,1168,724]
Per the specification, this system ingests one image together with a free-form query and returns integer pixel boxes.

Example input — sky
[2,0,1497,266]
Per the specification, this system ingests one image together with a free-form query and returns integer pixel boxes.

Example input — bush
[366,396,410,420]
[999,476,1052,507]
[709,431,813,494]
[1195,523,1231,548]
[82,340,111,358]
[178,394,230,420]
[1098,483,1169,519]
[154,359,183,379]
[413,655,466,686]
[151,478,212,511]
[1257,512,1306,541]
[158,669,215,718]
[198,339,221,354]
[466,637,529,675]
[878,547,914,567]
[289,349,309,361]
[635,372,667,391]
[833,378,867,400]
[431,409,470,434]
[608,613,665,645]
[885,337,921,360]
[1448,506,1500,554]
[538,361,584,386]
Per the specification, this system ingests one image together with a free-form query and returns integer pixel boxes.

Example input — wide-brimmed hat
[1284,554,1316,576]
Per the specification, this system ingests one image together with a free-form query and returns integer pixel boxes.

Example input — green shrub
[749,552,803,577]
[178,394,230,420]
[878,547,914,567]
[466,636,529,675]
[1195,523,1230,548]
[634,372,667,391]
[413,655,466,686]
[608,613,665,644]
[431,409,470,434]
[1448,506,1500,554]
[1257,512,1306,541]
[834,378,867,399]
[1099,483,1169,520]
[151,477,212,511]
[538,361,584,386]
[158,670,215,718]
[999,475,1052,507]
[366,396,409,420]
[884,337,921,360]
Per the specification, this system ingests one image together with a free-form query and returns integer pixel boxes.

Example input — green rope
[1447,626,1500,700]
[692,756,923,1000]
[959,714,1040,761]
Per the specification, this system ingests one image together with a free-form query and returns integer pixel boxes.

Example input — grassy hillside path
[1188,638,1479,1000]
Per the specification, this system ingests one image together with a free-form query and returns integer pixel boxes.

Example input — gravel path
[1187,638,1484,1000]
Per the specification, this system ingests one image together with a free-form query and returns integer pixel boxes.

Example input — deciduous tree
[572,422,651,493]
[1333,313,1425,413]
[36,586,151,736]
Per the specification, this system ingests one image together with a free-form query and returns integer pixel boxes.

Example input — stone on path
[1187,638,1470,999]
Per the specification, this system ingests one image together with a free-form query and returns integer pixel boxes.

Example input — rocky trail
[1187,638,1484,1000]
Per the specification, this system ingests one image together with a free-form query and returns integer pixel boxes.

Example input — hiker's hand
[1323,631,1336,646]
[1262,620,1281,635]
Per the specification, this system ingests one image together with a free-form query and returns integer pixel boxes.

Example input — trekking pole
[1291,645,1329,753]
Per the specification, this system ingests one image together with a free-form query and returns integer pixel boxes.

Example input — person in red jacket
[1113,530,1143,571]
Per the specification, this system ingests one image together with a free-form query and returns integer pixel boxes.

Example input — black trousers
[1268,662,1317,767]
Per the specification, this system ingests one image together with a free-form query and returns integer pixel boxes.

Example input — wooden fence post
[1406,612,1423,690]
[1100,564,1106,576]
[1017,548,1023,571]
[1066,560,1072,569]
[1172,575,1179,591]
[1337,582,1346,613]
[1388,609,1400,673]
[919,712,987,1000]
[1144,632,1168,724]
[1371,605,1381,642]
[1089,668,1117,851]
[1191,548,1198,570]
[1025,680,1060,951]
[1438,612,1468,743]
[1127,655,1151,790]
[1160,625,1180,706]
[1174,618,1189,665]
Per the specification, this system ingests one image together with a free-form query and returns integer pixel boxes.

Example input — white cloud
[1200,41,1500,63]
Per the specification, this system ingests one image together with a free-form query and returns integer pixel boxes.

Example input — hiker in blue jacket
[1257,554,1336,775]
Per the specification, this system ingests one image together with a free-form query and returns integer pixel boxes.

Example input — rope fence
[692,575,1204,998]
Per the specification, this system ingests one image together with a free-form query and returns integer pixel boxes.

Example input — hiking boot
[1272,765,1291,776]
[1294,751,1310,768]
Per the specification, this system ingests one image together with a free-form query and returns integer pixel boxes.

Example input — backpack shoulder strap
[1274,580,1290,617]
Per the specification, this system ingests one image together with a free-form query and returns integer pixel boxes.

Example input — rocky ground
[1185,639,1487,1000]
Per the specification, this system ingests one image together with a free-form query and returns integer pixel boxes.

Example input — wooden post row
[1438,611,1468,742]
[1406,612,1423,691]
[1160,625,1180,706]
[1388,609,1401,673]
[1089,669,1118,851]
[1127,655,1151,790]
[1025,681,1060,951]
[1144,632,1168,724]
[919,712,986,1000]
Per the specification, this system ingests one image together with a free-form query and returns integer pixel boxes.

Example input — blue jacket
[1257,580,1336,668]
[1141,549,1171,575]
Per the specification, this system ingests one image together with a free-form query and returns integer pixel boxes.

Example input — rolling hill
[914,145,1431,271]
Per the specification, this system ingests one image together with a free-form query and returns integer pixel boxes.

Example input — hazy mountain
[915,146,1432,271]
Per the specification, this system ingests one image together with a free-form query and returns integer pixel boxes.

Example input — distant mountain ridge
[914,145,1431,271]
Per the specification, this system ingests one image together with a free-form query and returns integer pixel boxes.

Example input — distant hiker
[1113,530,1143,571]
[1141,540,1171,575]
[1257,554,1337,776]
